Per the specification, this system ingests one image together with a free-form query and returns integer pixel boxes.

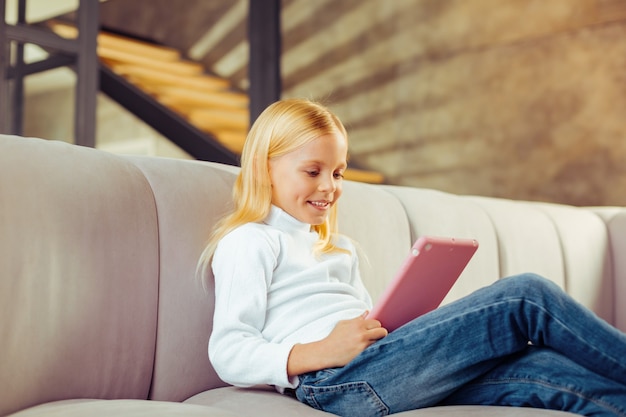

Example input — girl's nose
[318,174,337,192]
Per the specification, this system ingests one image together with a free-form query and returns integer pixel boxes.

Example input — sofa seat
[185,387,577,416]
[8,398,577,417]
[8,399,239,417]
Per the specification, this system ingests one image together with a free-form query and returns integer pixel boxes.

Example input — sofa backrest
[0,136,160,416]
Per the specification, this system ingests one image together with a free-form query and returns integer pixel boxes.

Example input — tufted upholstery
[2,134,623,417]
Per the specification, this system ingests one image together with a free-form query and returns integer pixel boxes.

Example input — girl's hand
[323,311,388,366]
[287,312,388,377]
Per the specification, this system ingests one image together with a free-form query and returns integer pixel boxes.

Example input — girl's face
[268,133,348,225]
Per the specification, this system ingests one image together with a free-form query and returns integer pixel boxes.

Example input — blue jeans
[294,274,626,416]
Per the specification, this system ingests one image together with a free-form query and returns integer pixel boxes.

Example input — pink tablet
[368,236,479,332]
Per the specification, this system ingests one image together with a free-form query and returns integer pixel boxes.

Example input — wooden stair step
[50,21,203,76]
[49,21,181,61]
[105,62,230,91]
[188,108,249,131]
[210,130,248,154]
[152,86,249,109]
[98,46,204,76]
[97,31,181,62]
[343,168,385,184]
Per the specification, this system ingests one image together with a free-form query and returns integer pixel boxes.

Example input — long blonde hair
[197,98,349,282]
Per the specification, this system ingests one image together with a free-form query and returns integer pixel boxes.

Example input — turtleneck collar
[264,205,313,234]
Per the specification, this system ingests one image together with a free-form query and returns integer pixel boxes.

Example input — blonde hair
[197,98,349,282]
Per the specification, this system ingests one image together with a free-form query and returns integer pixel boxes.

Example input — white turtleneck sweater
[209,206,372,390]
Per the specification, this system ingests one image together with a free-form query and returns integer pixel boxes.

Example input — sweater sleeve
[208,226,298,389]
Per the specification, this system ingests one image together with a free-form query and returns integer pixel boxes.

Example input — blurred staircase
[49,21,384,184]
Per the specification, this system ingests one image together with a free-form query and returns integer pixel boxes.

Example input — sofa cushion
[124,157,239,402]
[185,386,335,416]
[0,136,159,416]
[13,398,574,417]
[590,207,626,332]
[7,399,240,417]
[338,180,413,301]
[185,387,577,417]
[528,202,612,322]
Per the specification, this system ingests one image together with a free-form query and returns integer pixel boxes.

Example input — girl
[199,98,626,417]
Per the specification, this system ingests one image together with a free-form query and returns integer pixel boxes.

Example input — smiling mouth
[308,200,331,208]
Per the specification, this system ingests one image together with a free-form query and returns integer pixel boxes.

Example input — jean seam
[470,377,626,417]
[301,381,390,416]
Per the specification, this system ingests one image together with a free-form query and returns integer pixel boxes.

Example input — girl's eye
[334,172,345,179]
[306,171,319,177]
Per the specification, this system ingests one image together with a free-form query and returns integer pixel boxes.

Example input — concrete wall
[281,0,626,206]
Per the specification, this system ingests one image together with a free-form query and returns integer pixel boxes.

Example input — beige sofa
[2,134,625,417]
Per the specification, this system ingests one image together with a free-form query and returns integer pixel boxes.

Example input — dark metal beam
[0,0,9,132]
[7,53,75,78]
[10,0,26,135]
[99,65,239,165]
[74,0,98,147]
[1,0,98,142]
[5,23,78,53]
[248,0,281,124]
